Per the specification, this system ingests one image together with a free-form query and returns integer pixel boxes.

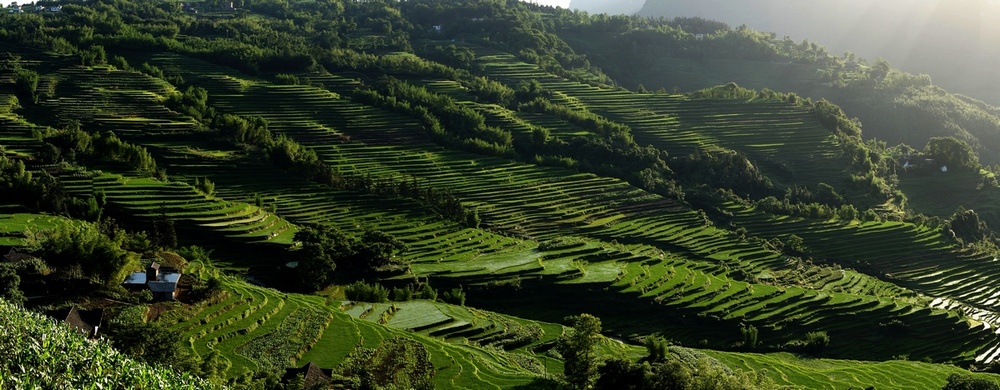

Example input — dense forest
[2,0,1000,389]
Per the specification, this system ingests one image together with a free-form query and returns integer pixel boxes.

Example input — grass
[0,212,77,246]
[704,350,1000,389]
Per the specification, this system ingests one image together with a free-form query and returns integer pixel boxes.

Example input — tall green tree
[0,264,24,305]
[925,137,980,172]
[557,313,602,390]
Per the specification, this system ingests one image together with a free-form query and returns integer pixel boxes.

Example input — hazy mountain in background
[569,0,644,15]
[637,0,1000,104]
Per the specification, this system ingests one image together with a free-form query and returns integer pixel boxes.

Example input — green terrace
[160,269,546,389]
[58,171,296,251]
[93,51,1000,363]
[39,66,198,135]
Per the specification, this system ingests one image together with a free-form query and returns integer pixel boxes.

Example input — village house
[3,247,35,263]
[283,362,333,389]
[47,307,103,337]
[123,262,182,301]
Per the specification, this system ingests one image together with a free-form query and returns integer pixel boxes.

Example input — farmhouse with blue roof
[123,262,182,301]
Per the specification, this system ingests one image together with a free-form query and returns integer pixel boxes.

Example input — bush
[441,287,465,306]
[345,281,390,303]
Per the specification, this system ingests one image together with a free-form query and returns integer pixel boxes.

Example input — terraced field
[90,52,999,363]
[40,66,197,135]
[6,36,1000,388]
[48,54,994,360]
[160,268,544,389]
[58,171,296,250]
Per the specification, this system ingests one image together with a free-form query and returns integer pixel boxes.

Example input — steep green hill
[2,0,1000,389]
[0,299,219,389]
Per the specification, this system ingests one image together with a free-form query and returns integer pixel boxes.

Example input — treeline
[33,121,161,177]
[0,149,108,221]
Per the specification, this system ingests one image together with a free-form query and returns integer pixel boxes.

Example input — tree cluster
[287,224,407,292]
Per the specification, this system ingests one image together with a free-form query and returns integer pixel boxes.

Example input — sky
[523,0,572,8]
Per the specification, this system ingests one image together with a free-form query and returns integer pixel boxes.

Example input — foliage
[339,337,436,390]
[925,137,981,173]
[105,306,188,368]
[948,207,991,245]
[290,223,407,290]
[194,177,216,196]
[28,221,137,287]
[740,324,759,351]
[0,264,25,305]
[943,374,1000,390]
[0,299,218,389]
[441,286,466,306]
[557,313,602,390]
[291,224,350,291]
[345,281,390,303]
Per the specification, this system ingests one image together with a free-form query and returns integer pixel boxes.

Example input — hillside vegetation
[0,299,219,389]
[2,0,1000,389]
[553,10,1000,229]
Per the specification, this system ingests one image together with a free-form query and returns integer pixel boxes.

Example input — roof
[123,270,181,285]
[4,248,36,263]
[123,272,147,285]
[148,280,178,293]
[283,362,332,388]
[48,307,103,335]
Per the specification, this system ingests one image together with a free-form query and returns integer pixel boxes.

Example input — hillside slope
[3,0,1000,388]
[0,299,219,389]
[636,0,1000,105]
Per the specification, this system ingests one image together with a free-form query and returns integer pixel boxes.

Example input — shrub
[441,286,465,306]
[346,281,390,303]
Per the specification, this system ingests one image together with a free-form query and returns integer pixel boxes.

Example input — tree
[595,359,648,390]
[465,207,480,228]
[741,324,759,350]
[352,230,407,272]
[194,177,215,196]
[948,207,990,244]
[925,137,980,172]
[292,224,352,290]
[557,313,602,390]
[0,264,25,305]
[151,211,178,250]
[644,336,669,363]
[942,374,1000,390]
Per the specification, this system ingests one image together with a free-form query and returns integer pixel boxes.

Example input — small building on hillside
[123,262,181,301]
[3,248,36,263]
[283,362,333,389]
[47,307,103,337]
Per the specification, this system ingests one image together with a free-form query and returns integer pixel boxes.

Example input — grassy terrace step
[56,171,297,250]
[162,277,542,388]
[42,66,196,135]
